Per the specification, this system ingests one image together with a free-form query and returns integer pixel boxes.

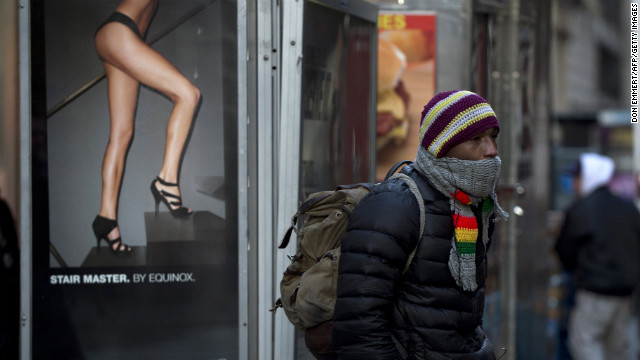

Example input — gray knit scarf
[415,150,508,291]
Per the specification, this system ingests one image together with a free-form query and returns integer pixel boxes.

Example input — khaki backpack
[271,161,426,333]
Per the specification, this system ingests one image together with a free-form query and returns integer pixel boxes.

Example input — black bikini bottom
[95,12,142,61]
[96,11,142,39]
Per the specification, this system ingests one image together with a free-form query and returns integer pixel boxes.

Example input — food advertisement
[376,12,436,180]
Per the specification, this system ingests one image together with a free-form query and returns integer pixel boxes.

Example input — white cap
[579,153,615,196]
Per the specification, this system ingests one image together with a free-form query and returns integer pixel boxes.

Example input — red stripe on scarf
[452,213,478,229]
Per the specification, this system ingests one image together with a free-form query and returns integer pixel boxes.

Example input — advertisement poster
[375,12,436,180]
[30,0,238,358]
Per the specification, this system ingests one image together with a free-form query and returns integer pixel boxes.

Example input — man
[333,90,508,359]
[554,153,640,360]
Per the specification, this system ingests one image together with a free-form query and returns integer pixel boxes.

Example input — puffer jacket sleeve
[333,179,421,359]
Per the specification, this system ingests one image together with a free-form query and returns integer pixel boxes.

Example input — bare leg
[97,63,139,250]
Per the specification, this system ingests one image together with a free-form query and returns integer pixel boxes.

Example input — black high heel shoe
[150,176,192,217]
[91,215,132,254]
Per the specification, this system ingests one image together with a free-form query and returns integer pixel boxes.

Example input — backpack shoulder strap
[384,160,413,180]
[390,172,425,275]
[278,183,375,250]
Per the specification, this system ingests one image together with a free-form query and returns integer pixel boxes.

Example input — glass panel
[300,2,375,197]
[296,3,376,358]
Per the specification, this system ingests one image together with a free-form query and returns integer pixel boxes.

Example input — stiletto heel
[92,215,133,254]
[150,176,192,217]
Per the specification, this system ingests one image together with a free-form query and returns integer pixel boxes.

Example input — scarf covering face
[415,149,508,291]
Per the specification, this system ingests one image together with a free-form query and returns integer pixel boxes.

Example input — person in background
[333,90,508,359]
[554,153,640,360]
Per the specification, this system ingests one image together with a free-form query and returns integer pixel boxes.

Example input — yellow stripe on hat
[429,104,496,156]
[419,90,474,142]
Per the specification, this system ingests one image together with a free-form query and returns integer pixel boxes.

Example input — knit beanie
[418,90,500,158]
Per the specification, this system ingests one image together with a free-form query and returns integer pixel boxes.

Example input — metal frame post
[495,0,521,356]
[255,0,277,358]
[18,0,32,358]
[237,0,249,358]
[274,1,304,359]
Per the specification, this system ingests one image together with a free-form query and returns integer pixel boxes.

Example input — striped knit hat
[418,90,500,158]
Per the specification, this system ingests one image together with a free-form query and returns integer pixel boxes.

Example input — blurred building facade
[551,0,636,210]
[549,1,637,359]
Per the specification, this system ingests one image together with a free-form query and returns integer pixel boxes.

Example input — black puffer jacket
[333,166,496,360]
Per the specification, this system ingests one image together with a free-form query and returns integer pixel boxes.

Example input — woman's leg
[95,20,200,213]
[97,62,139,250]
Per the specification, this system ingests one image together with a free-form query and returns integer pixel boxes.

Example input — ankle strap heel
[150,176,192,218]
